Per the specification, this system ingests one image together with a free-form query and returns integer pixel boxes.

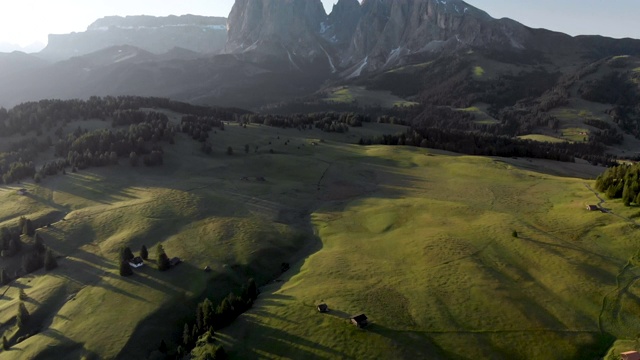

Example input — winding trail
[584,183,639,226]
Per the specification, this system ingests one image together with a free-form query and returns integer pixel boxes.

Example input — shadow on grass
[46,171,139,206]
[231,317,349,360]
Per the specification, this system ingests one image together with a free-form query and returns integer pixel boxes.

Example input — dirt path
[584,183,639,226]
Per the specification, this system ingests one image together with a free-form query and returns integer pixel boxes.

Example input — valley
[0,0,639,359]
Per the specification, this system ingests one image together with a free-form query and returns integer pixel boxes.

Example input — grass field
[216,146,640,359]
[458,106,500,125]
[518,134,566,143]
[324,86,418,108]
[0,115,638,359]
[473,66,485,78]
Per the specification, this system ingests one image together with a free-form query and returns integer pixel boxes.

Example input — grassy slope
[0,121,364,359]
[324,86,418,108]
[218,145,640,360]
[0,117,637,359]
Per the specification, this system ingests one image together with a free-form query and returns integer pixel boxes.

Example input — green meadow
[218,144,640,359]
[324,86,418,108]
[0,116,637,359]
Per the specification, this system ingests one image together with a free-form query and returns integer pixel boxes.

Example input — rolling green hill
[0,110,638,359]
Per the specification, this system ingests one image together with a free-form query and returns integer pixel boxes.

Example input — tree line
[1,217,58,286]
[171,278,259,359]
[0,96,251,184]
[595,163,640,206]
[0,96,247,138]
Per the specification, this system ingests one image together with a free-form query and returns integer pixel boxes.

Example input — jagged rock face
[323,0,362,48]
[40,15,227,62]
[343,0,529,71]
[225,0,533,76]
[226,0,327,60]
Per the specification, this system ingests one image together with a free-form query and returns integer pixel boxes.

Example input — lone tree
[22,219,35,237]
[512,230,518,238]
[19,288,27,301]
[247,278,259,301]
[34,233,46,253]
[183,323,192,347]
[17,302,30,328]
[156,244,170,271]
[140,245,148,260]
[159,339,168,354]
[44,248,58,271]
[2,335,8,350]
[119,260,133,277]
[0,268,9,286]
[119,246,134,263]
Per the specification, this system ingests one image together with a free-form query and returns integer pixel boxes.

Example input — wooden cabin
[351,314,368,328]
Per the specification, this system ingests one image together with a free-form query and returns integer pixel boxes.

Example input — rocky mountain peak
[225,0,533,77]
[323,0,362,48]
[226,0,327,59]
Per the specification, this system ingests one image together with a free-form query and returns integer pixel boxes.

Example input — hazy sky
[0,0,638,48]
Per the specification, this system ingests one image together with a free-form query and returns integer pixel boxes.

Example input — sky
[0,0,638,50]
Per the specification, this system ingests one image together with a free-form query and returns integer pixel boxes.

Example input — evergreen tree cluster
[1,219,58,275]
[1,226,22,258]
[239,112,370,132]
[54,120,173,170]
[595,163,640,206]
[179,278,258,357]
[0,96,248,184]
[0,96,245,138]
[359,127,616,165]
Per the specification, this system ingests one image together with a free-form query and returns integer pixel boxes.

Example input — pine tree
[0,268,9,286]
[1,227,10,250]
[9,233,22,254]
[2,335,8,350]
[622,184,632,206]
[156,244,170,271]
[22,219,35,237]
[158,340,168,354]
[140,245,148,260]
[202,298,215,331]
[183,323,191,346]
[191,324,199,342]
[44,248,58,271]
[119,260,133,277]
[34,233,46,253]
[246,278,258,301]
[18,217,27,234]
[119,246,134,262]
[17,302,29,328]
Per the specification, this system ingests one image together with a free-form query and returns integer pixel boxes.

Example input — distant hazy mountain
[0,41,45,53]
[38,15,227,61]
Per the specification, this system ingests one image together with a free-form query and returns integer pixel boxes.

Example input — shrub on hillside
[44,248,58,271]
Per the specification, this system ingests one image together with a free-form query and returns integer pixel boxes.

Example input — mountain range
[0,0,639,112]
